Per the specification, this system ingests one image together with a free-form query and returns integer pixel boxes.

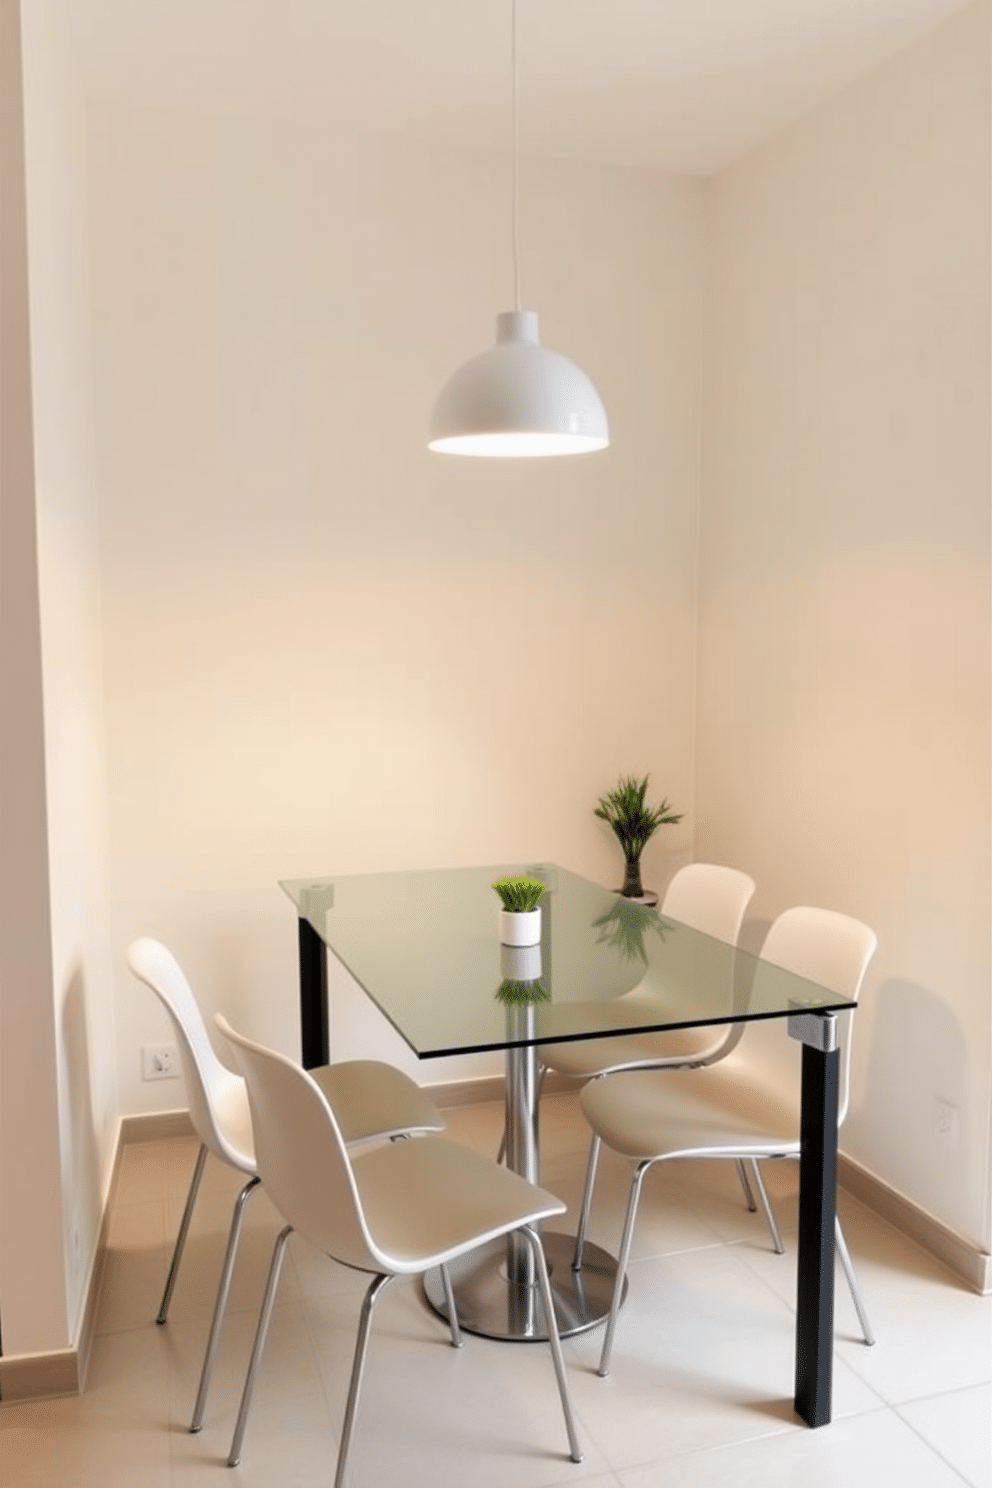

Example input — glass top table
[282,862,853,1429]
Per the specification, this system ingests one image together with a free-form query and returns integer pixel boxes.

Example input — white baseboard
[0,1109,193,1404]
[0,1348,81,1403]
[837,1152,990,1295]
[119,1109,195,1143]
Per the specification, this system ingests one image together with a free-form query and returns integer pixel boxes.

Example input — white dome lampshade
[428,310,609,458]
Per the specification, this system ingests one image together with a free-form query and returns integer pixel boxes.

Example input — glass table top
[281,863,855,1060]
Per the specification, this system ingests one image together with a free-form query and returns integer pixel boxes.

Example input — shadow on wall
[60,964,102,1324]
[702,921,977,1246]
[853,977,973,1229]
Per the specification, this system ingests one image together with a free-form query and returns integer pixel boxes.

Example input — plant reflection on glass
[591,897,670,964]
[495,938,548,1006]
[495,977,551,1007]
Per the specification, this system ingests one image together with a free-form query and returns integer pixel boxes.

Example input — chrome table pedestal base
[423,1230,626,1342]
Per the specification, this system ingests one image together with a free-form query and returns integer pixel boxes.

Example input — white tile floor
[2,1092,989,1488]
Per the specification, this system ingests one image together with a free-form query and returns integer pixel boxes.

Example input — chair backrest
[126,938,255,1172]
[756,906,877,1127]
[658,864,757,1064]
[215,1015,380,1274]
[661,863,756,945]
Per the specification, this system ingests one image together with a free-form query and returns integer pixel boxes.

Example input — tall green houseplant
[595,773,683,899]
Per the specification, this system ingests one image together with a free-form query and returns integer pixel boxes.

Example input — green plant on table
[492,873,545,913]
[594,774,683,899]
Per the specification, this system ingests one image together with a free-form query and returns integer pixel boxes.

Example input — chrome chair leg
[522,1227,583,1463]
[439,1264,462,1348]
[734,1158,757,1212]
[158,1142,208,1324]
[598,1160,650,1378]
[835,1216,875,1345]
[190,1175,261,1431]
[748,1159,784,1255]
[227,1223,293,1467]
[334,1273,393,1488]
[572,1133,602,1271]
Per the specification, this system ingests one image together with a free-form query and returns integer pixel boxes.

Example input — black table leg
[298,916,328,1069]
[794,1029,840,1427]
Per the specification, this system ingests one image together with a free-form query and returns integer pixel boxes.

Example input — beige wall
[696,2,991,1249]
[1,0,117,1357]
[85,106,704,1105]
[21,0,119,1338]
[0,0,69,1357]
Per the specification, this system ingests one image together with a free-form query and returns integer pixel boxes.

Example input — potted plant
[594,773,683,902]
[492,872,545,946]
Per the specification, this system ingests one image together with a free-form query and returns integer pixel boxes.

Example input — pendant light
[428,0,609,458]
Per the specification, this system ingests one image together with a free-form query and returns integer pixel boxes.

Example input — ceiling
[63,0,973,175]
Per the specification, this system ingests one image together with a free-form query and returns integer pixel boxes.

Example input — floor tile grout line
[577,1384,808,1475]
[609,1401,956,1481]
[892,1379,992,1409]
[888,1402,986,1488]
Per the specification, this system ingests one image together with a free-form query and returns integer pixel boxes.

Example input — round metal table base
[423,1231,625,1342]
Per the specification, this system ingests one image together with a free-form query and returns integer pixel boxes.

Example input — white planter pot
[498,907,542,947]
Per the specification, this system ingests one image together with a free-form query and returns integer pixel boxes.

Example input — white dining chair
[126,937,445,1432]
[574,905,878,1376]
[215,1015,583,1484]
[501,865,758,1208]
[538,863,757,1080]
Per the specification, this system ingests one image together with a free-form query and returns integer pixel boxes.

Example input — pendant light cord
[511,0,521,310]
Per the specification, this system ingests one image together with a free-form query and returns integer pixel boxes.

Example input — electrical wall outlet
[142,1044,180,1081]
[933,1097,959,1148]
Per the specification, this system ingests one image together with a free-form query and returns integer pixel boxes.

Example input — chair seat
[351,1135,566,1273]
[538,1025,720,1079]
[579,1062,798,1162]
[311,1060,443,1145]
